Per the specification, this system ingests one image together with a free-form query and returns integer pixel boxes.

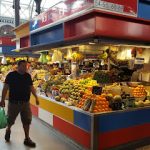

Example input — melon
[114,95,122,101]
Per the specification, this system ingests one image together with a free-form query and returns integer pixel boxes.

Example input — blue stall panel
[98,108,150,133]
[1,46,17,55]
[74,110,91,132]
[31,24,64,46]
[138,0,150,20]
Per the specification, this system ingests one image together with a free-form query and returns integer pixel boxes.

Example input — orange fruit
[93,110,98,113]
[101,93,106,97]
[94,106,98,109]
[105,101,109,105]
[104,108,109,111]
[98,109,102,112]
[102,108,105,112]
[102,105,105,108]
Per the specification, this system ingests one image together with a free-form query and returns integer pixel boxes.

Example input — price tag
[92,86,102,95]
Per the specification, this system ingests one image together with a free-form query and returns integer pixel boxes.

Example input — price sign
[92,86,102,95]
[134,58,144,65]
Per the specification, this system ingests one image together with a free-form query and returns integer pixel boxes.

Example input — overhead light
[89,42,96,45]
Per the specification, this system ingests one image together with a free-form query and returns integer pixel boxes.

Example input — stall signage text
[94,0,138,16]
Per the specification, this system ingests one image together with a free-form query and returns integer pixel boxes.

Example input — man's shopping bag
[0,107,8,129]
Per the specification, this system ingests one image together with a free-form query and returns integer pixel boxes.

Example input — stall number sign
[94,0,124,13]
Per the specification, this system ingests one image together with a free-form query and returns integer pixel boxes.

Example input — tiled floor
[0,116,81,150]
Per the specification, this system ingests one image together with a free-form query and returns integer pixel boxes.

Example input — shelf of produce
[30,93,150,150]
[1,79,150,150]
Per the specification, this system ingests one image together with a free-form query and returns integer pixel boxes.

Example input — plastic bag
[0,107,8,129]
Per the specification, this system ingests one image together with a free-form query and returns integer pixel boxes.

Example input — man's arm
[30,85,39,105]
[0,83,9,107]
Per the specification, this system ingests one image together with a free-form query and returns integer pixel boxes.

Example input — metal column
[34,0,42,14]
[13,0,20,27]
[91,114,99,150]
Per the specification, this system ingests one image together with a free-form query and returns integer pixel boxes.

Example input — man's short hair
[17,60,27,66]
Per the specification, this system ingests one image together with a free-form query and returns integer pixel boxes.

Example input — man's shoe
[24,138,36,148]
[5,130,11,142]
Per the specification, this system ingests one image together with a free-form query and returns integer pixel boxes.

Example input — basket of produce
[132,85,147,98]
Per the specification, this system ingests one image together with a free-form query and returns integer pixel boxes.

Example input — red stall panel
[64,15,95,40]
[64,10,150,42]
[0,37,16,46]
[30,104,38,117]
[98,123,150,150]
[20,36,30,48]
[95,15,150,42]
[53,115,91,149]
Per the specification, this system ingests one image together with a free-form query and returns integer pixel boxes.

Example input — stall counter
[30,94,150,150]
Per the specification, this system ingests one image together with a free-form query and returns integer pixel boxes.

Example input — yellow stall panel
[30,95,74,123]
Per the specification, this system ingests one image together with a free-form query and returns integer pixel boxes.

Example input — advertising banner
[30,0,93,31]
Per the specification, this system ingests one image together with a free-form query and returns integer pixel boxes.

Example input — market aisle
[0,116,80,150]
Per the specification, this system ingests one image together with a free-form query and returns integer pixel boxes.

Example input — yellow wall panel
[30,95,74,123]
[15,22,30,38]
[16,27,29,38]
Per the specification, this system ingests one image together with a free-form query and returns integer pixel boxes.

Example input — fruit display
[52,78,98,106]
[93,70,111,84]
[40,75,67,93]
[38,53,51,64]
[71,52,84,62]
[76,93,112,113]
[0,66,149,112]
[103,83,122,95]
[98,52,108,60]
[109,95,124,110]
[52,50,62,63]
[0,59,149,114]
[135,99,150,107]
[0,65,12,73]
[0,65,15,81]
[132,85,147,98]
[58,80,85,105]
[79,78,99,88]
[33,80,44,89]
[32,69,48,80]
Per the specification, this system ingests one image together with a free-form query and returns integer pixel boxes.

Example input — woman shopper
[0,60,39,148]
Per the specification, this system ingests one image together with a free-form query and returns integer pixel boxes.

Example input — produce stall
[26,45,150,149]
[1,57,150,150]
[6,0,150,149]
[29,84,150,150]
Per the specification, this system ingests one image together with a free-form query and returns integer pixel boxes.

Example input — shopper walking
[0,60,39,148]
